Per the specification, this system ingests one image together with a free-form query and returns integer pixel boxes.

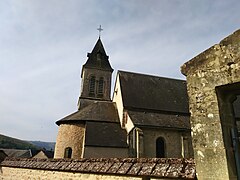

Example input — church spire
[78,35,113,109]
[83,38,113,72]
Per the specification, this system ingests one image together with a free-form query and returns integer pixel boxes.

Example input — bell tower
[78,37,113,109]
[55,27,114,159]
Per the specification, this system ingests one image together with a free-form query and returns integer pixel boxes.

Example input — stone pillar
[136,128,144,158]
[186,79,230,179]
[181,29,240,179]
[130,127,144,158]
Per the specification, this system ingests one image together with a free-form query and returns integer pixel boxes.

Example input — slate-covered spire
[83,38,113,72]
[78,37,113,108]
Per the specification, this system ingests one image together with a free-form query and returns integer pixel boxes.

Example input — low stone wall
[1,167,142,180]
[0,157,196,179]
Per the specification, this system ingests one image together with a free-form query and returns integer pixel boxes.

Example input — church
[54,37,193,159]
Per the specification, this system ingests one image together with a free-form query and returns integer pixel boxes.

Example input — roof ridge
[118,70,186,82]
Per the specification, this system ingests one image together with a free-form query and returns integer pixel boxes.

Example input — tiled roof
[118,71,189,114]
[0,150,7,162]
[56,101,127,148]
[128,110,191,130]
[1,157,196,179]
[85,122,128,148]
[32,150,54,159]
[0,149,31,158]
[56,101,119,125]
[43,151,54,158]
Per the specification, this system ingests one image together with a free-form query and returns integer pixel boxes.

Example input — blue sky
[0,0,240,142]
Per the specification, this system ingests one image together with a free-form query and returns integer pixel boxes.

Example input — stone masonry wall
[84,146,128,158]
[181,29,240,179]
[143,128,193,158]
[80,68,112,101]
[0,167,141,180]
[54,123,85,159]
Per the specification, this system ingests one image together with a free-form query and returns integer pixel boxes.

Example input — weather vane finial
[97,25,103,38]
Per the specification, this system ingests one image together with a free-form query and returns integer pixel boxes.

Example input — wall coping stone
[0,157,196,179]
[181,29,240,76]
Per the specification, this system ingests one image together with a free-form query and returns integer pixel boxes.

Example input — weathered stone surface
[181,29,240,179]
[138,163,155,176]
[99,162,114,173]
[0,157,196,179]
[54,123,85,159]
[107,162,123,173]
[152,163,169,177]
[165,163,183,178]
[127,163,142,175]
[91,162,105,172]
[78,162,90,171]
[65,161,77,170]
[117,162,133,174]
[71,161,82,171]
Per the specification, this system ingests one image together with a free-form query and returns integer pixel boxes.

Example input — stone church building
[54,37,193,159]
[3,28,240,180]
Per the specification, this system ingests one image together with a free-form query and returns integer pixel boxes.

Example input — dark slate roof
[119,71,189,114]
[128,110,191,130]
[0,150,7,156]
[56,102,126,148]
[30,149,41,157]
[0,150,7,162]
[44,151,54,158]
[56,101,119,125]
[0,149,31,158]
[1,157,196,179]
[85,122,128,148]
[31,150,54,158]
[83,38,113,72]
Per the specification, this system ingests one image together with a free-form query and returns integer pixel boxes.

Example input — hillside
[28,141,55,151]
[0,134,40,150]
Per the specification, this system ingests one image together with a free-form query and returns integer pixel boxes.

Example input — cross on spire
[97,25,103,38]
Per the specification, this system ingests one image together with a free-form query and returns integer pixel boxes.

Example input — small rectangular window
[97,77,104,97]
[64,147,72,158]
[89,76,96,97]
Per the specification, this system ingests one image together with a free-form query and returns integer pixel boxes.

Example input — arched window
[97,77,104,97]
[64,147,72,158]
[89,76,96,96]
[156,137,165,158]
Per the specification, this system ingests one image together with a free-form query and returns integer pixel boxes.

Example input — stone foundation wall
[54,123,85,159]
